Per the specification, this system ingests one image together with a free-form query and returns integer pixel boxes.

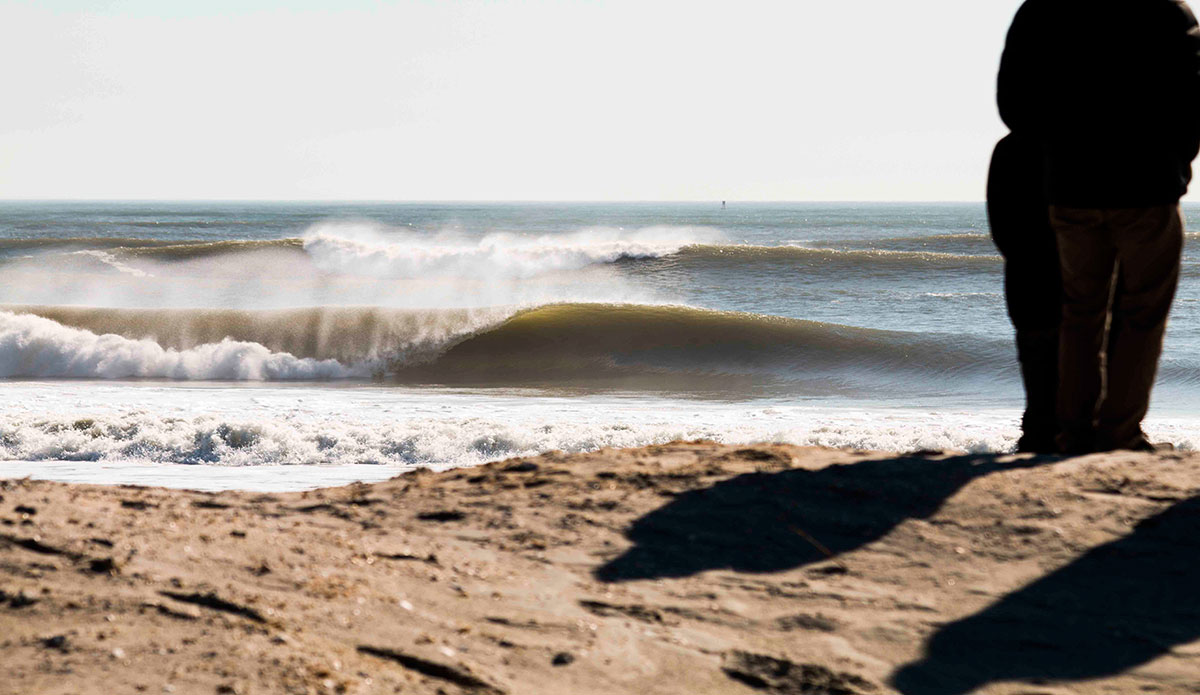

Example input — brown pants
[1050,205,1183,452]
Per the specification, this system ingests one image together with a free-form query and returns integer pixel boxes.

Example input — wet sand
[3,442,1199,694]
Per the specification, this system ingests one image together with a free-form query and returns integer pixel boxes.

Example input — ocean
[2,201,1198,490]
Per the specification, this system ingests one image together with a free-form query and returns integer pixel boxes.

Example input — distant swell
[0,237,188,252]
[665,244,1001,268]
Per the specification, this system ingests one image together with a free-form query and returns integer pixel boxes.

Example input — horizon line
[0,198,990,205]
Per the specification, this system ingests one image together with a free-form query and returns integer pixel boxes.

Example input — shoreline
[0,461,413,493]
[3,441,1199,694]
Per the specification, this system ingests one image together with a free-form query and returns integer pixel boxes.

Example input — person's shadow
[891,494,1200,694]
[594,452,1051,582]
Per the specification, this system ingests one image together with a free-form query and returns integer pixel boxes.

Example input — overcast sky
[0,1,1079,201]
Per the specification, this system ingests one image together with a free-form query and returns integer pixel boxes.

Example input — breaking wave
[0,304,1015,392]
[298,224,714,278]
[5,305,511,363]
[0,311,357,380]
[0,232,1001,277]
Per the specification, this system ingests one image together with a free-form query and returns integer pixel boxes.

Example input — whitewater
[3,201,1198,490]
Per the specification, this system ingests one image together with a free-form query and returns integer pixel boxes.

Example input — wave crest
[301,223,717,278]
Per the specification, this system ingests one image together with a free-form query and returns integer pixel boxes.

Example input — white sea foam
[5,380,1199,490]
[72,249,154,278]
[0,384,1017,470]
[301,222,717,279]
[0,311,360,380]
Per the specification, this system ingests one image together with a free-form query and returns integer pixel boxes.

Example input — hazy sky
[0,1,1065,201]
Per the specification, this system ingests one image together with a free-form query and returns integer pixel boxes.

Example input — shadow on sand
[594,450,1200,690]
[891,494,1200,694]
[594,451,1051,582]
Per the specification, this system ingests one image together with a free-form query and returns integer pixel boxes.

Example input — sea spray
[71,250,155,278]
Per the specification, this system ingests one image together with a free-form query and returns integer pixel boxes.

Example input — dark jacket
[998,0,1200,207]
[988,133,1061,331]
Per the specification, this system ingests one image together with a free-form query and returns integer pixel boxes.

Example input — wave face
[386,303,1015,393]
[1,304,1016,395]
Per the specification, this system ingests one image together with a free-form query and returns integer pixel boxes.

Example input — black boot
[1015,327,1059,453]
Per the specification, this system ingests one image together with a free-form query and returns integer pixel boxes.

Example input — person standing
[987,133,1062,453]
[997,0,1200,453]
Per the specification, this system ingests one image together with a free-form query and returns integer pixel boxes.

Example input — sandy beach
[9,0,1200,690]
[3,441,1199,694]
